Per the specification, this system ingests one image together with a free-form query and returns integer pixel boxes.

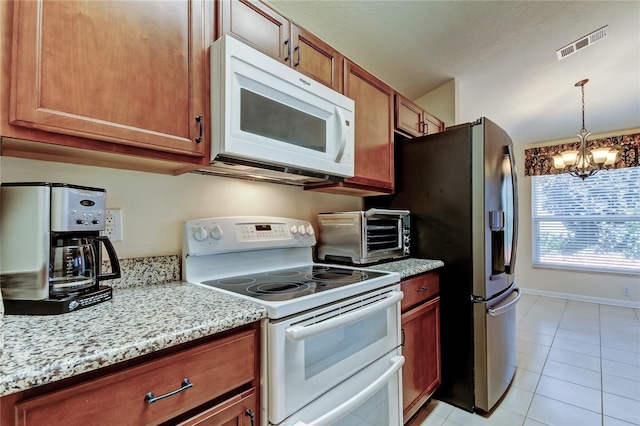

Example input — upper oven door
[267,286,402,425]
[211,35,355,178]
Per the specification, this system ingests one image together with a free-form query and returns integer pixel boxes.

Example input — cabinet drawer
[14,330,257,426]
[401,271,439,312]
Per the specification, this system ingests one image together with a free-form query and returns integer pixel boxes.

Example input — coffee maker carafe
[1,182,120,314]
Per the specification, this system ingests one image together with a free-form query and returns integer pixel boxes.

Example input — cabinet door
[343,59,395,192]
[395,94,424,138]
[291,24,342,91]
[401,296,441,423]
[9,0,206,157]
[422,110,445,135]
[178,388,257,426]
[395,94,445,137]
[219,0,290,63]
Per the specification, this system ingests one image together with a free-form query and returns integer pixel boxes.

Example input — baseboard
[521,288,640,309]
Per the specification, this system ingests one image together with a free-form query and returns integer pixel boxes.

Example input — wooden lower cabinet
[1,325,259,426]
[401,272,441,424]
[178,388,256,426]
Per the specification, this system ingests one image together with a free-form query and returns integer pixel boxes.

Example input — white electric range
[183,216,404,426]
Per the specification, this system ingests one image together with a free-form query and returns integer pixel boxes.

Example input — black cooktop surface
[200,265,387,301]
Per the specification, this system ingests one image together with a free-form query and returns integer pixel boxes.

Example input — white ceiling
[267,0,640,146]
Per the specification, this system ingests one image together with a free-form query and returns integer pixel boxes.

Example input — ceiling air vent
[556,25,608,60]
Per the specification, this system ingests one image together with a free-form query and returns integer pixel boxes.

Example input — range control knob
[210,225,224,240]
[297,225,306,235]
[306,225,315,236]
[194,227,208,241]
[290,225,298,235]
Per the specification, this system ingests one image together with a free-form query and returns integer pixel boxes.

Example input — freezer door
[473,286,520,412]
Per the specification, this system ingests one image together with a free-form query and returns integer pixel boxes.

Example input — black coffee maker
[0,182,121,315]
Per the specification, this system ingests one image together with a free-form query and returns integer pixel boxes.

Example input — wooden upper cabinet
[343,59,395,193]
[218,0,290,62]
[395,94,445,138]
[217,1,341,91]
[8,0,206,158]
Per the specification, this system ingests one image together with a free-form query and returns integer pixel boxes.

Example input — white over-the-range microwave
[196,35,355,186]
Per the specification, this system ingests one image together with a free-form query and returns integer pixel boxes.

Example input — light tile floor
[408,294,640,426]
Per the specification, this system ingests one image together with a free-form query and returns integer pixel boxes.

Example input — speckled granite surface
[0,255,440,398]
[0,281,267,397]
[368,258,444,279]
[101,255,181,289]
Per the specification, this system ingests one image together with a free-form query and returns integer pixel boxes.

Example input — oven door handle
[292,355,405,426]
[285,291,403,341]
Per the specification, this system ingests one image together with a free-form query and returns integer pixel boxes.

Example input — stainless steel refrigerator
[367,117,520,412]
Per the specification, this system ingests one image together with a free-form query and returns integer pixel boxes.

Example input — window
[532,167,640,275]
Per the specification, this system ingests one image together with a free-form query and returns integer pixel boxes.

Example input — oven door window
[268,289,401,424]
[304,310,387,379]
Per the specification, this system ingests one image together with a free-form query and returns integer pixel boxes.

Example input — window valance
[524,132,639,177]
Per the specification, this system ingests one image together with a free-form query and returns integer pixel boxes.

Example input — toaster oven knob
[210,225,224,240]
[193,226,208,241]
[306,225,314,236]
[297,225,307,235]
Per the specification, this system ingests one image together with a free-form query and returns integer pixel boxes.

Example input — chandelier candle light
[552,79,618,179]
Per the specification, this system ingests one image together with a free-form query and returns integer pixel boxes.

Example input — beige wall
[414,79,457,128]
[0,157,362,259]
[514,128,640,307]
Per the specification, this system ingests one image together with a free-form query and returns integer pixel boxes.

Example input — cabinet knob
[417,287,429,293]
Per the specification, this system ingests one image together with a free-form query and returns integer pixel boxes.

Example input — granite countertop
[369,258,444,279]
[0,282,267,397]
[0,257,441,398]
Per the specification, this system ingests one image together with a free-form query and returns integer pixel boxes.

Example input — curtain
[524,132,640,177]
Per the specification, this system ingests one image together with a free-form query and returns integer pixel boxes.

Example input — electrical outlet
[104,209,123,241]
[623,286,631,297]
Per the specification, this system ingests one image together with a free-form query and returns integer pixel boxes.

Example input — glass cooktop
[200,265,387,302]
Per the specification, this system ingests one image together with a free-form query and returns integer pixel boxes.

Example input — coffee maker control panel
[51,185,107,232]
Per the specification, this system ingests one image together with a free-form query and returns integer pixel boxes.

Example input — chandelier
[552,79,618,179]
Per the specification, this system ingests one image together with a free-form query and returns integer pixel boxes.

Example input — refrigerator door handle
[488,288,521,316]
[505,144,519,275]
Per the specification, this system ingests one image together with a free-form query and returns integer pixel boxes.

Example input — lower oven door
[267,286,402,424]
[280,350,404,426]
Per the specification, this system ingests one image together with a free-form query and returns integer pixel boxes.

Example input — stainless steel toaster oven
[317,209,410,264]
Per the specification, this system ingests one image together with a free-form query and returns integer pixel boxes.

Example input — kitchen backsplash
[101,255,181,289]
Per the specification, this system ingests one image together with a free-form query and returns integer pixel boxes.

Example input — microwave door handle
[285,291,403,341]
[292,355,405,426]
[334,107,347,162]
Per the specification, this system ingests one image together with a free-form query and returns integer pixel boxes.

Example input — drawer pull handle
[144,378,193,404]
[417,287,429,293]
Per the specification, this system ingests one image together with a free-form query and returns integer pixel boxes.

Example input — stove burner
[218,277,256,285]
[249,282,310,294]
[266,270,303,278]
[306,268,368,284]
[247,282,315,301]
